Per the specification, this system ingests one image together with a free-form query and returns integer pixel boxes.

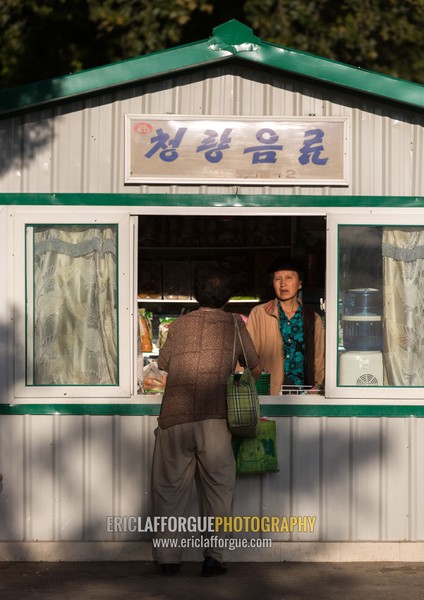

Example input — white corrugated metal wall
[0,65,423,196]
[1,415,424,560]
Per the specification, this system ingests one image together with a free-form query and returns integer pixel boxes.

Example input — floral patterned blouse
[278,303,305,386]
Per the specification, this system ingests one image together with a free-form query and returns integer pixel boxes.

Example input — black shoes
[160,563,180,576]
[201,557,228,577]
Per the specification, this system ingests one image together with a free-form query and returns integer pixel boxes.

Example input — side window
[26,225,118,386]
[337,223,424,390]
[12,210,132,401]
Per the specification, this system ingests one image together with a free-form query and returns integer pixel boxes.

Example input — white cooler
[339,351,384,386]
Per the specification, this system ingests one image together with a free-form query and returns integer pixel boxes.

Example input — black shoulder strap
[302,306,316,386]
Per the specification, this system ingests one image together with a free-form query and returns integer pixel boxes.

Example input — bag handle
[232,314,249,369]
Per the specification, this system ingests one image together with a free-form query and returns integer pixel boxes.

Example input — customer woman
[152,265,260,577]
[247,256,324,395]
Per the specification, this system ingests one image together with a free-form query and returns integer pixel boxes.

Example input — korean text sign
[125,116,348,185]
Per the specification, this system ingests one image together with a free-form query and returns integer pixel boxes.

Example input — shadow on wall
[232,417,395,546]
[0,381,391,555]
[0,310,23,548]
[0,319,401,600]
[0,306,157,560]
[0,310,400,600]
[0,88,58,179]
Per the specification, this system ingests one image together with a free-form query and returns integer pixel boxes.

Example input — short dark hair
[268,256,305,284]
[193,265,233,308]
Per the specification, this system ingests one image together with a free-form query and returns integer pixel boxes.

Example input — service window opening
[136,215,326,396]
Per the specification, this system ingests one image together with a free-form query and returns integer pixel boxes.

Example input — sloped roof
[0,19,423,116]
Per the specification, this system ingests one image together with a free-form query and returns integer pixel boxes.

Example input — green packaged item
[256,371,271,395]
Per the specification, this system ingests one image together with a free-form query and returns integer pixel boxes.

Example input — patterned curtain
[382,228,424,385]
[31,225,117,385]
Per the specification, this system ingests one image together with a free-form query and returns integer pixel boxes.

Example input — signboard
[125,115,348,185]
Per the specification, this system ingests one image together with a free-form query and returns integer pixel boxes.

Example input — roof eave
[0,38,233,116]
[240,42,424,110]
[0,19,422,117]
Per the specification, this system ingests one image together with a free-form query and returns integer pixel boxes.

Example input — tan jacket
[247,299,325,395]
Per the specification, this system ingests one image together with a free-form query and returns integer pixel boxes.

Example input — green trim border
[1,403,424,417]
[2,193,424,208]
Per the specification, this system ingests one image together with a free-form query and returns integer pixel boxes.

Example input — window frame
[326,210,424,401]
[11,208,133,401]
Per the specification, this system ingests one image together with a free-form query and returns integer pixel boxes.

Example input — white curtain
[31,225,117,385]
[382,228,424,386]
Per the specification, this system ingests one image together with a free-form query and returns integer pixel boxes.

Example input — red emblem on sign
[133,122,153,135]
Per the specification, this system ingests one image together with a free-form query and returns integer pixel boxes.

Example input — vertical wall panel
[22,111,53,193]
[82,100,114,193]
[233,470,264,522]
[0,119,23,192]
[321,417,351,541]
[52,103,84,193]
[291,418,321,541]
[351,418,381,540]
[25,415,54,541]
[0,415,25,541]
[84,416,115,540]
[352,109,385,196]
[409,418,424,540]
[412,124,424,194]
[0,206,12,403]
[260,418,293,542]
[114,415,156,541]
[54,415,85,541]
[381,418,408,540]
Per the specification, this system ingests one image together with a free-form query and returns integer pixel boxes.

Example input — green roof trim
[1,192,424,208]
[0,19,422,117]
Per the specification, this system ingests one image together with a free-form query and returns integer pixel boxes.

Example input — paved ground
[0,561,424,600]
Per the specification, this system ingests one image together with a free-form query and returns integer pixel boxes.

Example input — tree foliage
[243,0,424,83]
[1,0,423,89]
[0,0,215,87]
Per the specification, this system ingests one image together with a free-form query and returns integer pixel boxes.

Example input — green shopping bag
[232,419,278,475]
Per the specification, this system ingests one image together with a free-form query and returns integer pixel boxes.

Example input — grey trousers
[152,418,236,564]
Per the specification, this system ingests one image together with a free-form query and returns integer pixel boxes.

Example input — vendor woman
[247,256,325,395]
